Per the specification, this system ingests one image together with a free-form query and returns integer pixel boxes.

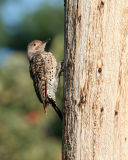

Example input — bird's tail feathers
[44,104,47,113]
[48,98,63,120]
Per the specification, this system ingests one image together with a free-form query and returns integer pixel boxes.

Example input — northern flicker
[27,40,63,120]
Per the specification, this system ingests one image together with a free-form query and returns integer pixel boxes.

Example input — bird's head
[27,40,48,60]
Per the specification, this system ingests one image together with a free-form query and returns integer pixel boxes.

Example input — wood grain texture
[63,0,128,159]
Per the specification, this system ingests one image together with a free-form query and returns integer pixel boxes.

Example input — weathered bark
[63,0,128,160]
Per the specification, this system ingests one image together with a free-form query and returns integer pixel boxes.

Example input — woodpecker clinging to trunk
[27,40,63,120]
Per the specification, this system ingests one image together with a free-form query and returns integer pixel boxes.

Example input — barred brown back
[29,53,47,107]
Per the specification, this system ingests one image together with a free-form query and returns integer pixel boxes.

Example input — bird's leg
[55,60,64,87]
[57,60,64,79]
[60,60,64,75]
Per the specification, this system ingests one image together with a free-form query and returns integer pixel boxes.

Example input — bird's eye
[33,43,36,46]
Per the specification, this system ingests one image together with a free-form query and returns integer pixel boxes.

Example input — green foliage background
[0,1,64,160]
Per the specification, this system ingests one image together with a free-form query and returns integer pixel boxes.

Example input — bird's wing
[30,54,47,109]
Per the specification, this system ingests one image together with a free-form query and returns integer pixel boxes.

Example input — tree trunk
[63,0,128,160]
